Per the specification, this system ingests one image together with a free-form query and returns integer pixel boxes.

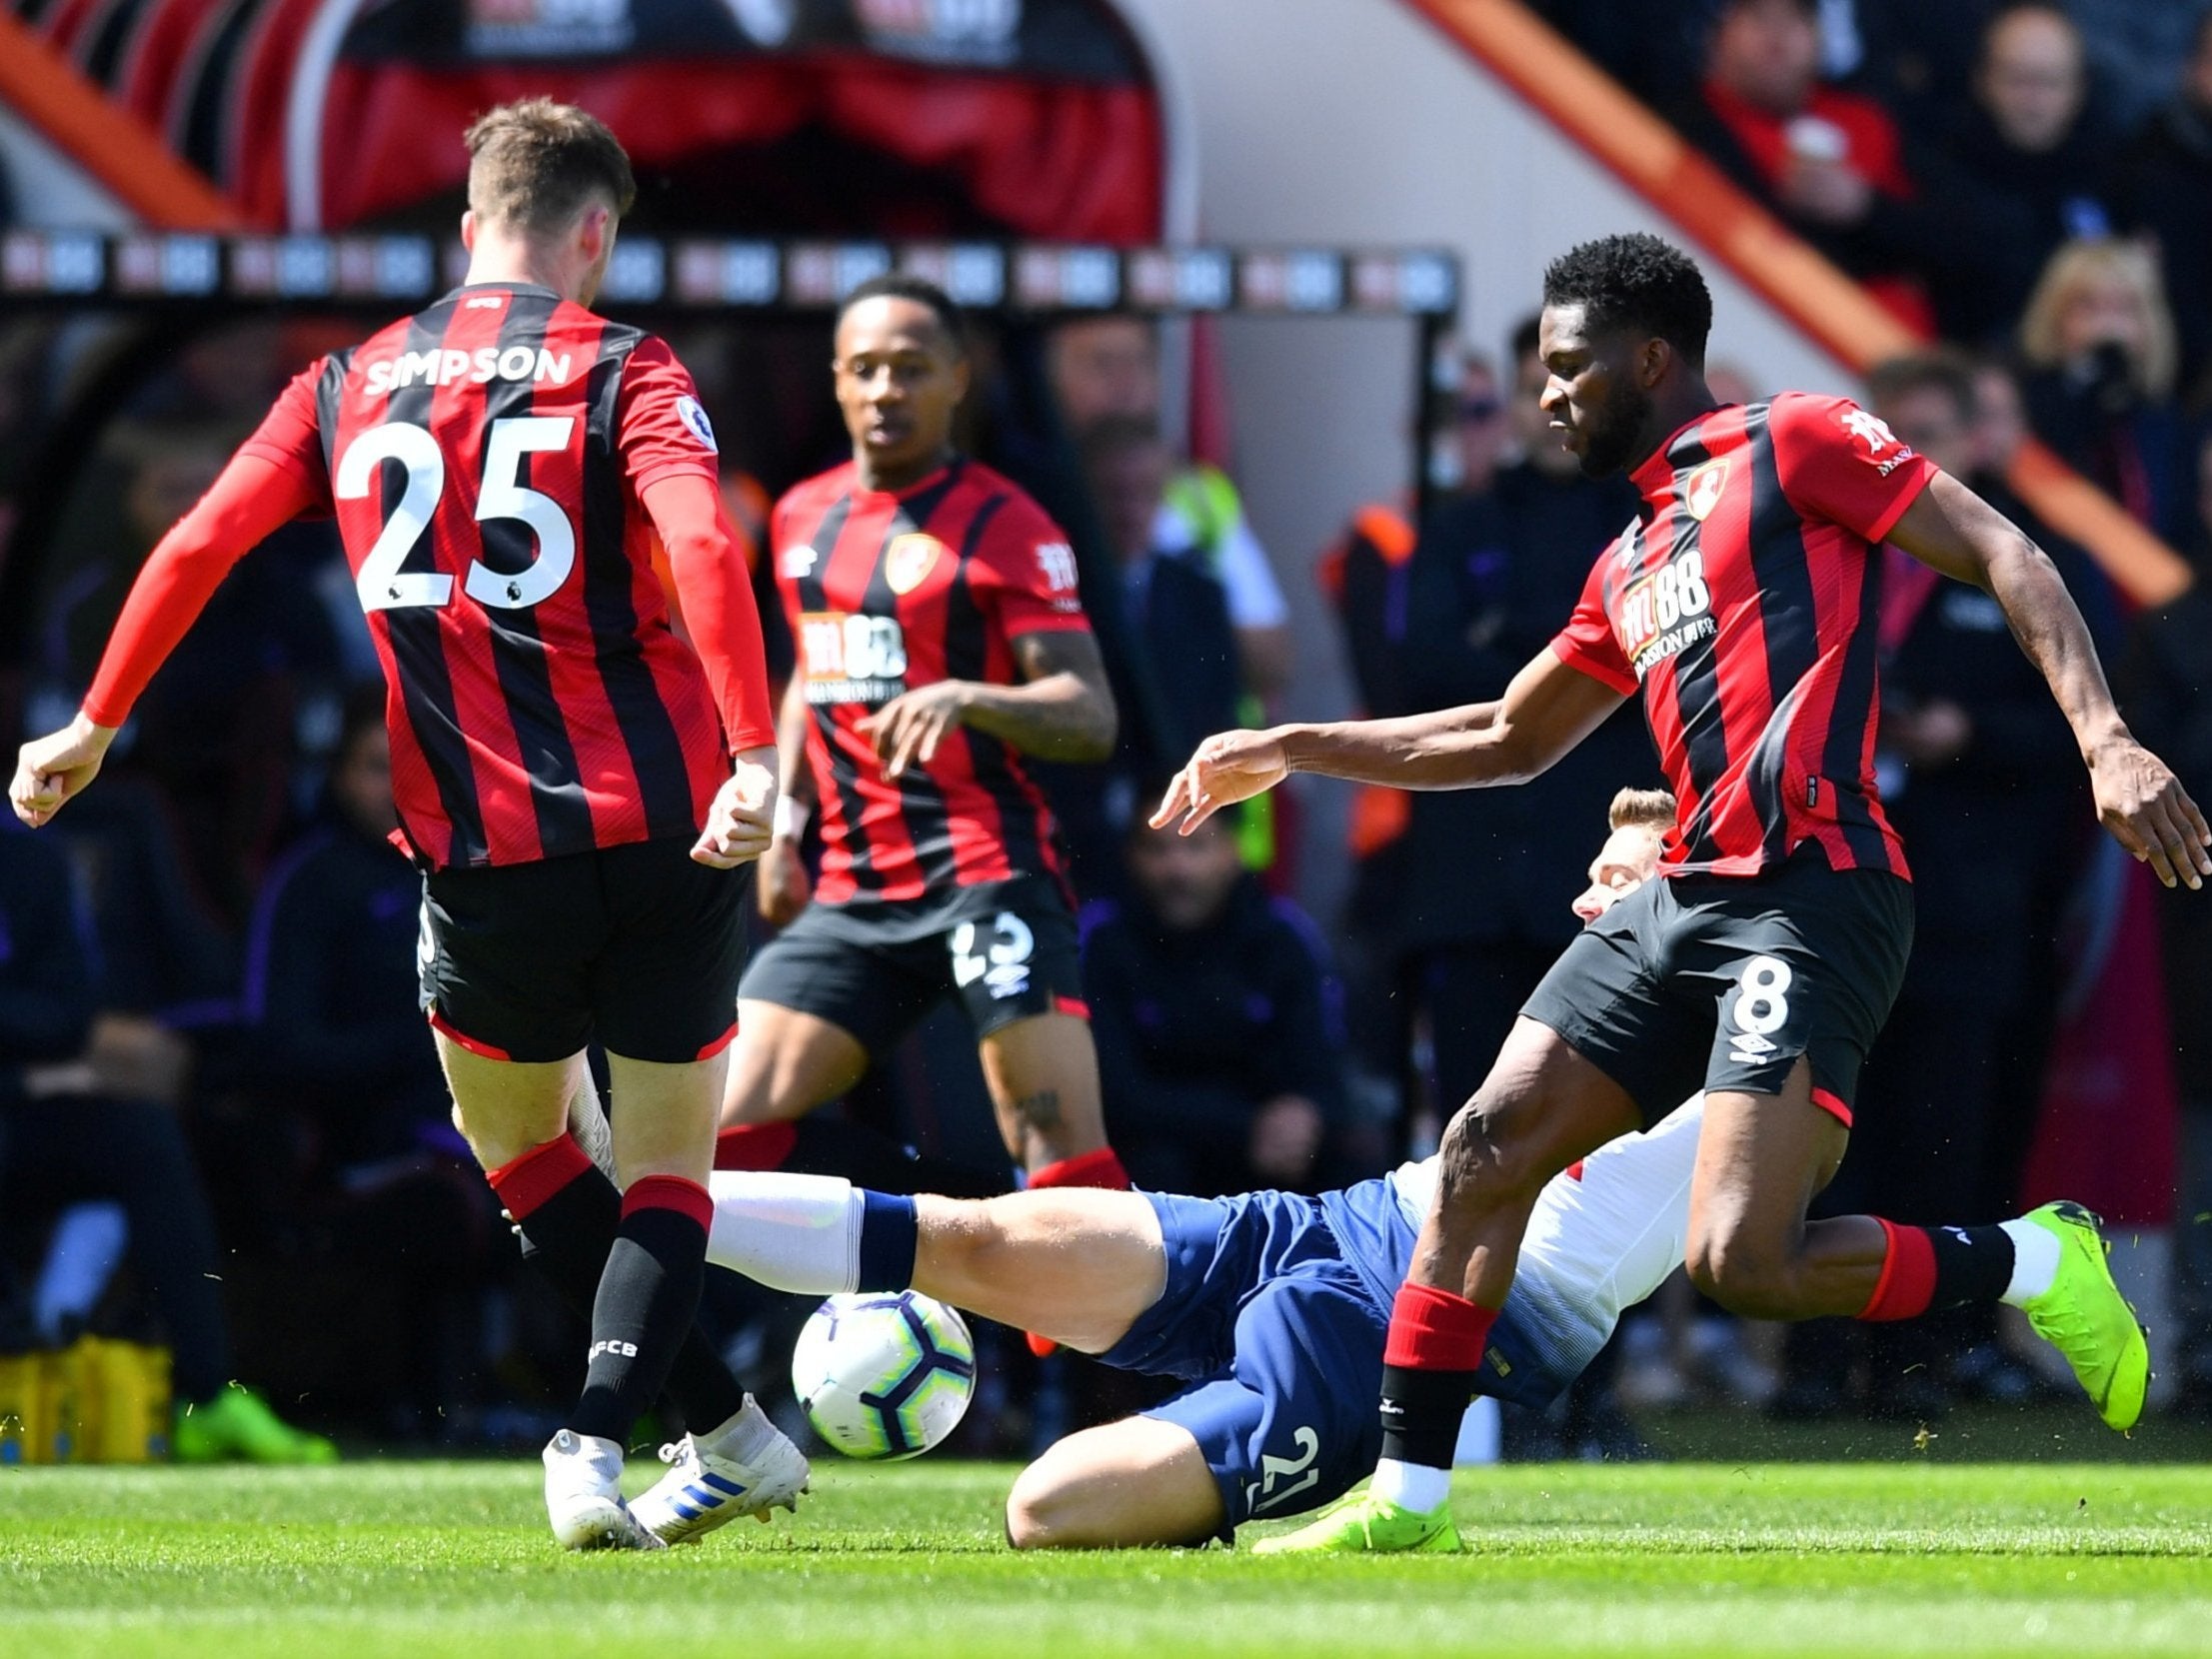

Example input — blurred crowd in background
[4,0,2212,1460]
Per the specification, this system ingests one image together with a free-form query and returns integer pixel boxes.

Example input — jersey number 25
[337,417,577,613]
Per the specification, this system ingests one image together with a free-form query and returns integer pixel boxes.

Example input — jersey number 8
[338,417,577,613]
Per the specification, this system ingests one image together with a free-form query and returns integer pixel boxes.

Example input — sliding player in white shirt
[676,789,1695,1548]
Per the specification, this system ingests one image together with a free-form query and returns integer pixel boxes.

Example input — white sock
[705,1172,864,1293]
[1998,1215,2062,1306]
[1370,1457,1451,1514]
[698,1395,780,1459]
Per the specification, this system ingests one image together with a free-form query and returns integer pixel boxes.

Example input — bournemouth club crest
[885,533,946,596]
[1683,458,1728,521]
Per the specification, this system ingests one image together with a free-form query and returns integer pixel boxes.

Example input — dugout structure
[0,231,1459,756]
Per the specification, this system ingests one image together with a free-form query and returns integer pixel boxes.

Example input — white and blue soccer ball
[790,1290,976,1460]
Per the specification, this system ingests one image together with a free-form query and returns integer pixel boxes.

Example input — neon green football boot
[173,1382,340,1464]
[1250,1487,1462,1555]
[2017,1201,2150,1432]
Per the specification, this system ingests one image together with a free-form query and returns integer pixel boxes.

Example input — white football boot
[542,1428,665,1550]
[629,1396,811,1545]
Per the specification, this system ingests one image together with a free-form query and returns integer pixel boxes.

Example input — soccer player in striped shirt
[720,276,1129,1246]
[1155,234,2205,1553]
[10,101,805,1549]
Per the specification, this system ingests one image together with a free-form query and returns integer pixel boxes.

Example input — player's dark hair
[1863,350,1978,429]
[1541,234,1713,368]
[837,274,969,357]
[464,99,636,234]
[1607,787,1676,833]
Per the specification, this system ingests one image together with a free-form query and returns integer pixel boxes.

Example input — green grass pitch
[4,1460,2210,1658]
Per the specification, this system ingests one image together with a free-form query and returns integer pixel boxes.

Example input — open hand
[2090,736,2212,890]
[857,682,973,781]
[11,715,116,829]
[1150,729,1291,835]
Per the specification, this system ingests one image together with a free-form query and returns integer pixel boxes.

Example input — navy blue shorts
[1101,1182,1572,1539]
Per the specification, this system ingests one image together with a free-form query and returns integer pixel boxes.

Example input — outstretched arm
[11,453,318,828]
[858,629,1117,780]
[1887,472,2212,889]
[1151,646,1624,834]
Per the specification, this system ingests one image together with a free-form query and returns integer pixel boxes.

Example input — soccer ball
[790,1291,976,1460]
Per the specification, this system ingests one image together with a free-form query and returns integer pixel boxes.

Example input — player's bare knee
[1004,1457,1084,1550]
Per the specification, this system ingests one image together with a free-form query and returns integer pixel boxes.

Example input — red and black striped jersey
[237,283,738,870]
[771,459,1091,906]
[1550,393,1937,878]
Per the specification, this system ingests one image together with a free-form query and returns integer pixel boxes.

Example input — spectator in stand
[1313,352,1510,1165]
[1910,5,2118,347]
[0,820,333,1462]
[1438,352,1511,500]
[1675,0,1936,334]
[2017,237,2193,543]
[1082,807,1344,1197]
[1391,315,1651,1125]
[2112,10,2212,396]
[236,692,502,1437]
[2118,426,2212,1412]
[1046,316,1292,700]
[1052,417,1244,900]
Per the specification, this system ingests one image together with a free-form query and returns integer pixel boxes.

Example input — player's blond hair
[464,99,636,238]
[1607,787,1676,833]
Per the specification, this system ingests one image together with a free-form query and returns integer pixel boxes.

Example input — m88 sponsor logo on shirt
[802,611,908,704]
[1616,549,1715,680]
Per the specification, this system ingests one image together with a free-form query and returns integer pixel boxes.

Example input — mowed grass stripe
[3,1462,2208,1659]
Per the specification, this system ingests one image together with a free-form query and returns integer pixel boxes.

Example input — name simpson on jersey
[362,347,576,397]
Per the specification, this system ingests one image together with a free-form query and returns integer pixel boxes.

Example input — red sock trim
[1810,1086,1853,1128]
[1857,1218,1936,1321]
[486,1134,592,1221]
[1027,1146,1131,1190]
[622,1173,714,1232]
[715,1122,797,1171]
[1382,1282,1495,1371]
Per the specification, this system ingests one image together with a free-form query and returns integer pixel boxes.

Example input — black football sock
[1858,1219,2016,1321]
[1925,1223,2015,1309]
[492,1137,743,1433]
[568,1176,715,1443]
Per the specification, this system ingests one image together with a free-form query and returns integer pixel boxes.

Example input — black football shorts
[739,874,1087,1058]
[1521,854,1913,1128]
[418,836,750,1065]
